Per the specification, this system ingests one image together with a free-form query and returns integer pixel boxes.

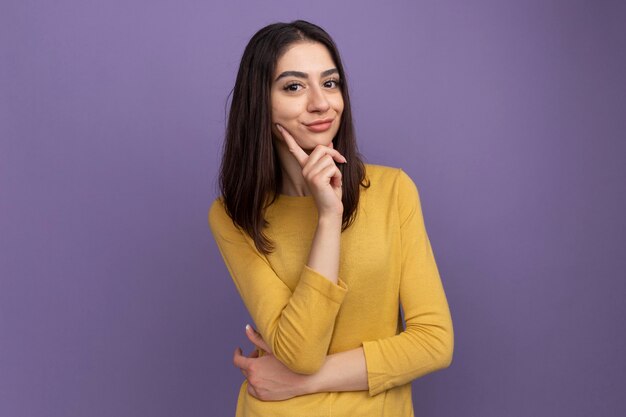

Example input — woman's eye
[284,83,302,92]
[324,79,341,88]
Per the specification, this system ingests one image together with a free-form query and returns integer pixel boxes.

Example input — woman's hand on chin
[275,123,346,218]
[232,324,313,401]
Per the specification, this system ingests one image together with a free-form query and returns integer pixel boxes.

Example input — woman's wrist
[299,372,320,396]
[317,212,343,227]
[300,348,369,395]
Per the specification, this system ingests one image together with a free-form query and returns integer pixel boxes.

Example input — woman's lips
[305,120,333,132]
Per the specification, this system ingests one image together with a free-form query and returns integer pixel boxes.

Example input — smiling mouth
[305,117,335,126]
[305,121,333,133]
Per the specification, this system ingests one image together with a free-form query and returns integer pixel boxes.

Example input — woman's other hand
[233,325,312,401]
[244,324,272,354]
[276,124,346,218]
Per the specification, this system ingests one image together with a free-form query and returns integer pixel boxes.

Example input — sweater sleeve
[208,198,348,374]
[361,169,454,396]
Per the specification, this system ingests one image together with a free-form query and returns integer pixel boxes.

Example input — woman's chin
[299,134,335,151]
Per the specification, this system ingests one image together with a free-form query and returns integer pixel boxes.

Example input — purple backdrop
[2,1,625,416]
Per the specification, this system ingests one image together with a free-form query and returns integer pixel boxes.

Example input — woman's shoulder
[363,163,417,192]
[362,164,423,224]
[208,196,237,234]
[208,196,225,219]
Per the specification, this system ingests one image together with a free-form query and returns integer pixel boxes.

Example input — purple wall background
[2,1,625,416]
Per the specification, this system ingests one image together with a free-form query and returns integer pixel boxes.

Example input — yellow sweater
[208,164,454,417]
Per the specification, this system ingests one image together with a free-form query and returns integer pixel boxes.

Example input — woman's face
[270,41,344,152]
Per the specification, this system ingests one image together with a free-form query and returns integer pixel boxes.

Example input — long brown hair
[219,20,369,254]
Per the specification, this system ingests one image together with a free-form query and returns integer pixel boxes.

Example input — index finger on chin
[276,124,308,167]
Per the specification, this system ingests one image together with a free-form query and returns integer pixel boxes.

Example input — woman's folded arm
[209,198,348,374]
[361,169,453,396]
[268,171,453,398]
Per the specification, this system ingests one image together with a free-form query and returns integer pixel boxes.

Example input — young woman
[209,20,454,417]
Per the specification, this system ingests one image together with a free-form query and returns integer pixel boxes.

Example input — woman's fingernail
[245,324,251,332]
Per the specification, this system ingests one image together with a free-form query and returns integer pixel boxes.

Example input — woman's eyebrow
[274,68,338,82]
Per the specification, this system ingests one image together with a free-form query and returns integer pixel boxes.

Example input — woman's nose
[307,85,331,113]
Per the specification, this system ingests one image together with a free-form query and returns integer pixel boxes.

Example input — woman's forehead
[274,42,336,76]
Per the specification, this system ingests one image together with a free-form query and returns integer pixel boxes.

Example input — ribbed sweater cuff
[300,265,348,304]
[362,340,387,397]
